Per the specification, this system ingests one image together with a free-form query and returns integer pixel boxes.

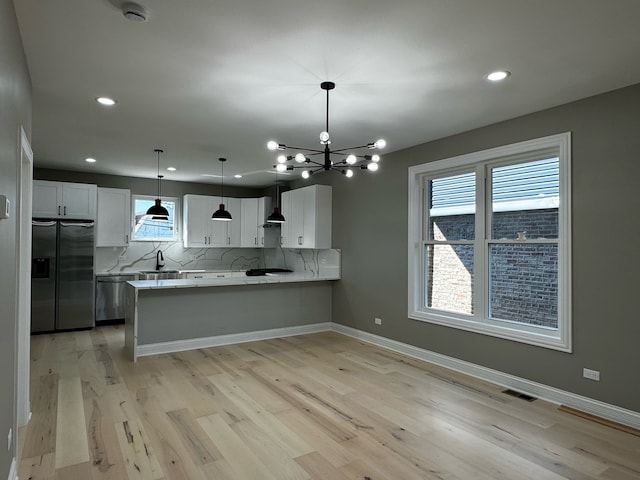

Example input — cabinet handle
[261,237,264,245]
[227,237,231,245]
[298,236,303,245]
[204,235,208,244]
[126,234,129,243]
[63,206,67,216]
[58,205,61,216]
[254,237,257,246]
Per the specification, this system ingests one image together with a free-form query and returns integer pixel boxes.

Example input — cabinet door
[183,195,212,247]
[280,190,294,247]
[280,185,331,249]
[257,196,271,247]
[240,198,259,247]
[33,181,62,218]
[211,197,241,247]
[281,189,305,247]
[96,188,131,246]
[62,183,97,219]
[306,184,332,249]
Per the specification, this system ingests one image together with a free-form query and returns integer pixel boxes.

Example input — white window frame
[131,194,180,242]
[408,132,572,352]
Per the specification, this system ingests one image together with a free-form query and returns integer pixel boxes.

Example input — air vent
[122,2,148,22]
[502,389,537,402]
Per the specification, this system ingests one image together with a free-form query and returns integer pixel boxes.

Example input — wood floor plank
[18,453,55,480]
[55,461,94,480]
[55,376,90,469]
[197,414,280,480]
[85,398,128,480]
[295,451,351,480]
[166,408,222,465]
[137,396,209,480]
[18,327,640,480]
[114,416,163,480]
[229,417,312,480]
[208,372,315,458]
[22,374,58,458]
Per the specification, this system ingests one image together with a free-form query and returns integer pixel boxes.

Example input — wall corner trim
[330,324,640,429]
[7,457,17,480]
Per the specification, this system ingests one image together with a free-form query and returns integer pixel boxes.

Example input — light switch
[0,195,9,219]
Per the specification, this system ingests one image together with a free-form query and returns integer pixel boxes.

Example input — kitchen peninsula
[124,263,340,361]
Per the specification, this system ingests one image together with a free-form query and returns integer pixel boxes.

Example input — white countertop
[96,269,243,276]
[127,271,339,290]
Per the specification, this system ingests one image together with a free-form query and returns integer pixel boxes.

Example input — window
[408,133,571,351]
[131,195,179,242]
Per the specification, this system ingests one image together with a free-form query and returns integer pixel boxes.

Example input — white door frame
[16,126,33,427]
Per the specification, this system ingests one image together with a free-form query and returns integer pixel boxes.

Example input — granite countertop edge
[127,273,339,290]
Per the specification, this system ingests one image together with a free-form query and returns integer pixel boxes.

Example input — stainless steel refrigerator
[31,219,95,332]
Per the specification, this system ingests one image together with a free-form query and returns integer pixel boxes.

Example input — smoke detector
[122,2,148,22]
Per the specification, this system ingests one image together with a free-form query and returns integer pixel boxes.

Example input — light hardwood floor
[18,325,640,479]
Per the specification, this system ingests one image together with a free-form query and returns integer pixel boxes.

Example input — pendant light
[146,148,169,220]
[267,169,285,223]
[212,157,232,221]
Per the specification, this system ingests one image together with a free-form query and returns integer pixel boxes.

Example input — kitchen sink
[138,270,182,280]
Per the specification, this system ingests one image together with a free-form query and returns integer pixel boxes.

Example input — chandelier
[267,82,386,179]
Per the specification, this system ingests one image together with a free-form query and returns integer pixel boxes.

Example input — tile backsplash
[96,241,340,277]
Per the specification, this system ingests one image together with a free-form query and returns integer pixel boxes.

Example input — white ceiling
[13,0,640,187]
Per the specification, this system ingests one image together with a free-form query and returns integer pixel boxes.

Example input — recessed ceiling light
[166,167,176,171]
[486,70,511,82]
[234,174,242,178]
[96,97,116,106]
[85,157,97,163]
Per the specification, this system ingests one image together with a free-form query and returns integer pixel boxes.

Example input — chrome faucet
[156,249,165,270]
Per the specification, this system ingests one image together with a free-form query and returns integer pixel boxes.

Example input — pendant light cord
[325,87,330,134]
[219,158,225,202]
[155,148,164,200]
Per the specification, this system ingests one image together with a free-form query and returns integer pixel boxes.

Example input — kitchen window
[131,195,179,242]
[408,133,572,351]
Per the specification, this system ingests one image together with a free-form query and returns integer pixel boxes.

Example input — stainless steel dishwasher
[95,274,137,323]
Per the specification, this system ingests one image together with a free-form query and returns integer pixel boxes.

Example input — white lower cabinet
[281,184,332,249]
[96,187,131,246]
[183,195,241,248]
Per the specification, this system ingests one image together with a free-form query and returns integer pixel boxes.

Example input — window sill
[408,310,572,352]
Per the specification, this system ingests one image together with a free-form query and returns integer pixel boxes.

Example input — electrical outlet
[7,428,11,451]
[374,317,382,325]
[583,368,600,381]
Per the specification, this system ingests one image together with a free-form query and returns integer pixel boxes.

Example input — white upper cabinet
[183,194,215,247]
[210,197,241,247]
[281,184,332,249]
[33,180,97,219]
[240,197,271,248]
[96,187,131,247]
[183,195,242,248]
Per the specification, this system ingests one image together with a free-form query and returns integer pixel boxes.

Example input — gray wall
[328,83,640,413]
[0,0,32,475]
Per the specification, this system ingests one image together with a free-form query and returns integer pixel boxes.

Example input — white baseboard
[137,322,332,357]
[7,457,17,480]
[331,324,640,429]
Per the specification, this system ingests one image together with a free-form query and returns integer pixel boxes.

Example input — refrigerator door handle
[60,221,94,228]
[32,220,57,227]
